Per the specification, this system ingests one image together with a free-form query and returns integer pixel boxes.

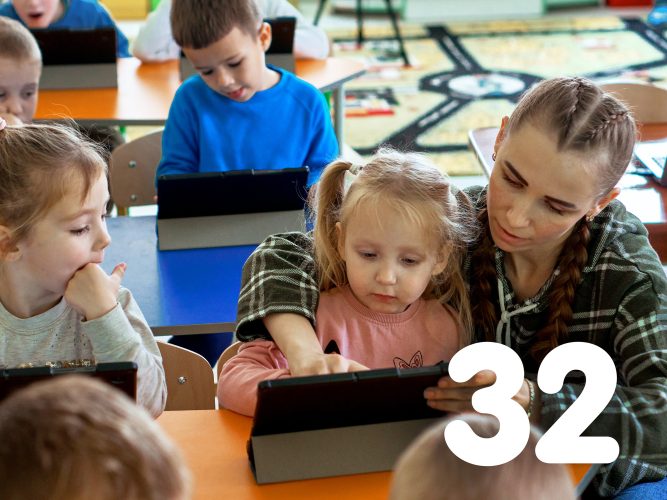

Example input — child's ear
[335,222,346,260]
[431,247,449,276]
[258,21,272,52]
[0,225,20,261]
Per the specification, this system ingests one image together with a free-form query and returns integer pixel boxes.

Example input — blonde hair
[471,77,637,362]
[0,376,191,500]
[0,123,106,253]
[171,0,263,49]
[310,148,478,344]
[0,16,41,62]
[390,413,576,500]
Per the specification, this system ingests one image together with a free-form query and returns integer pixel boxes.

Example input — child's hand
[64,263,127,320]
[289,351,368,376]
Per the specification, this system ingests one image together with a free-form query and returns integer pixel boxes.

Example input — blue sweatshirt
[157,66,339,187]
[0,0,129,57]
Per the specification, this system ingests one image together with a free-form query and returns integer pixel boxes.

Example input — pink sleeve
[217,339,291,416]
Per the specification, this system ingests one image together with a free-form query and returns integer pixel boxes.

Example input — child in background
[0,17,40,126]
[0,121,166,417]
[0,14,123,195]
[156,0,338,187]
[132,0,330,62]
[390,413,576,500]
[0,376,190,500]
[159,0,338,364]
[0,0,130,57]
[218,148,477,415]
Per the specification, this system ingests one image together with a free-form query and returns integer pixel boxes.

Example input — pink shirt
[218,286,461,416]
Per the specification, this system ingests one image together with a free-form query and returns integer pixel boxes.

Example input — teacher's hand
[424,370,497,412]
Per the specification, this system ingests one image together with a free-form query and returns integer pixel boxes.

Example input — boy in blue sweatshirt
[0,0,129,57]
[157,0,338,187]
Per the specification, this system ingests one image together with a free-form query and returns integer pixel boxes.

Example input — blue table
[103,216,255,336]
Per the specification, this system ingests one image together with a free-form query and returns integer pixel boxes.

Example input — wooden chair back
[157,341,216,411]
[600,82,667,124]
[109,129,162,215]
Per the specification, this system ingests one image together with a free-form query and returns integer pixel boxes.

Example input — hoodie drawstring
[495,278,537,347]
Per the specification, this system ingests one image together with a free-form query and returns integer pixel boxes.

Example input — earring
[492,152,497,161]
[585,213,595,222]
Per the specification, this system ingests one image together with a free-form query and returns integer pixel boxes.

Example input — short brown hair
[0,16,41,62]
[171,0,263,49]
[390,414,576,500]
[0,376,191,500]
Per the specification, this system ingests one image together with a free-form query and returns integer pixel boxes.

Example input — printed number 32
[443,342,619,466]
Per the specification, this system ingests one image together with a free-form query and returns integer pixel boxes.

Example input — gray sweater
[0,287,167,417]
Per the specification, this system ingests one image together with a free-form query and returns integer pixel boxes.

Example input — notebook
[31,27,118,89]
[248,364,448,483]
[632,140,667,186]
[156,167,309,250]
[178,16,297,80]
[0,361,137,403]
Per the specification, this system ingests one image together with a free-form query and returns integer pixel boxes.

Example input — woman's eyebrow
[545,195,577,210]
[505,162,528,186]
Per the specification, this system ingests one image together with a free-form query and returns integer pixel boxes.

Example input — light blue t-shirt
[157,66,339,187]
[0,0,130,57]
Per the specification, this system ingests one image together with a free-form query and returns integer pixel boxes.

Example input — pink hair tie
[0,117,6,131]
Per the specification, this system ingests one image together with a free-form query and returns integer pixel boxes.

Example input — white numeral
[444,342,529,466]
[443,342,618,465]
[536,342,618,463]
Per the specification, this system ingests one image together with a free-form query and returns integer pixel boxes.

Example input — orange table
[468,125,667,262]
[35,57,366,149]
[157,409,593,500]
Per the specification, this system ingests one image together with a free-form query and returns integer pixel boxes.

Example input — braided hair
[470,77,636,362]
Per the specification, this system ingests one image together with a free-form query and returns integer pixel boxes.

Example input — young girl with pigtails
[218,148,478,416]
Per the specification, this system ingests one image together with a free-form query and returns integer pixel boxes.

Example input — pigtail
[470,203,499,342]
[437,248,473,348]
[531,219,590,362]
[310,159,354,291]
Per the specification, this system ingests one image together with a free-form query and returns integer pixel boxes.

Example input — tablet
[31,27,116,66]
[31,27,117,89]
[251,363,448,436]
[157,167,309,220]
[0,362,137,403]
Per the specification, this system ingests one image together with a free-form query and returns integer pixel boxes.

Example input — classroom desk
[157,409,595,500]
[468,125,667,262]
[35,57,366,149]
[102,215,253,336]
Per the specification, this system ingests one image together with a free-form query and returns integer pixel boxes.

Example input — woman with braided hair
[231,77,667,498]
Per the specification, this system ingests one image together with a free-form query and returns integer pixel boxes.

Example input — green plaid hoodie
[236,186,667,497]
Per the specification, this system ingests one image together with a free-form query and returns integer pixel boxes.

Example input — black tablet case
[0,361,137,402]
[248,364,448,483]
